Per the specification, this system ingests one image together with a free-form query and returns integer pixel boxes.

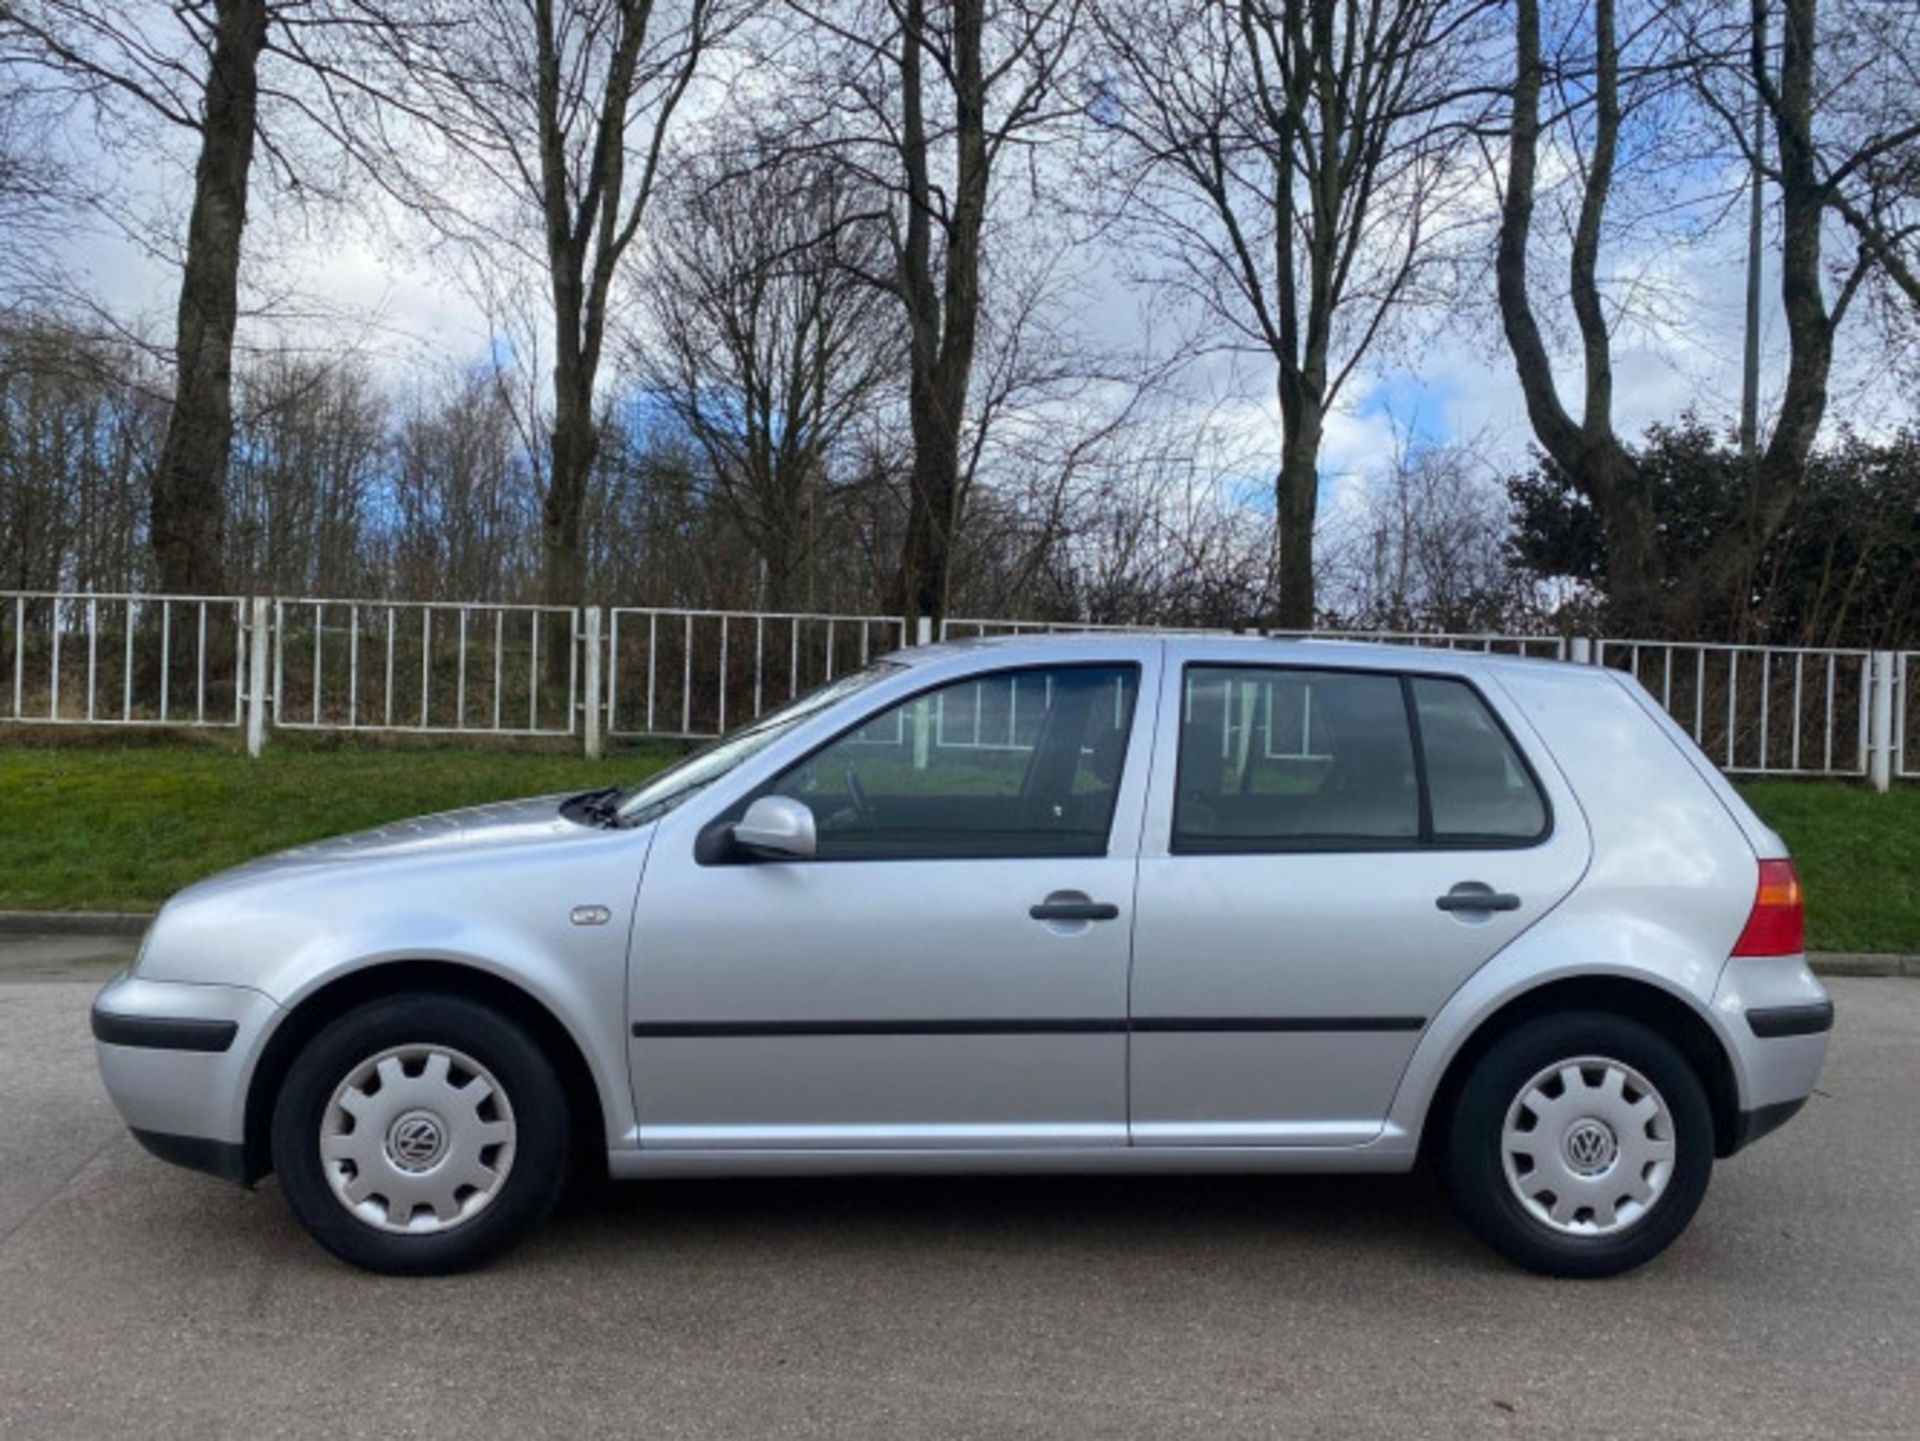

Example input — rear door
[629,649,1157,1150]
[1128,652,1590,1146]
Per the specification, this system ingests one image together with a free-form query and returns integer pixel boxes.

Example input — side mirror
[732,795,817,860]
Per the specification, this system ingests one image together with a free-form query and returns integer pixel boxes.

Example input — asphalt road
[2,941,1916,1439]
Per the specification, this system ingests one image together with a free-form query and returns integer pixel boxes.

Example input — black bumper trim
[129,1128,251,1185]
[1746,1001,1835,1039]
[91,1007,238,1053]
[1728,1097,1808,1155]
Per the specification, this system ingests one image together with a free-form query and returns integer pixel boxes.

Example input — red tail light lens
[1732,859,1805,957]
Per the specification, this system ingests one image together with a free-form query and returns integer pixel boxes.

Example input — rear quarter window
[1411,677,1549,843]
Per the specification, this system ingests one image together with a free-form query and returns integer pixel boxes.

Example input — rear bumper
[1712,955,1831,1144]
[92,971,280,1183]
[1728,1097,1808,1155]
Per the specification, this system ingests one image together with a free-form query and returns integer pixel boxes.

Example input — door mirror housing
[732,796,817,860]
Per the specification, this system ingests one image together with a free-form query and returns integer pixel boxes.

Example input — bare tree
[637,144,903,608]
[777,0,1082,627]
[0,1,284,592]
[226,352,386,596]
[1500,0,1900,631]
[0,315,159,591]
[369,0,728,609]
[1091,0,1499,628]
[1318,436,1531,631]
[385,368,545,602]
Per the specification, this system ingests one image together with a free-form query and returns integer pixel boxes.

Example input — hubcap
[1500,1056,1675,1236]
[320,1044,516,1235]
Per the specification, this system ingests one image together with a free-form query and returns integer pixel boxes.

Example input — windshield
[614,663,902,826]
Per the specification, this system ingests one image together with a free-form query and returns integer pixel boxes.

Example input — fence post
[915,615,934,647]
[1569,636,1593,665]
[1868,650,1895,792]
[582,606,603,761]
[246,596,270,758]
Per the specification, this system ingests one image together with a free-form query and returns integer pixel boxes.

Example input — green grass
[1738,782,1920,955]
[0,740,675,912]
[0,744,1912,953]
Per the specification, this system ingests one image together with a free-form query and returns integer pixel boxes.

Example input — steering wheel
[843,763,874,827]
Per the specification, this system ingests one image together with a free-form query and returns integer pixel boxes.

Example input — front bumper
[91,971,282,1183]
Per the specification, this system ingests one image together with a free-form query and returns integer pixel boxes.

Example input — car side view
[92,636,1833,1277]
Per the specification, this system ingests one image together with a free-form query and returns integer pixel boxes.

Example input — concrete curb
[1811,952,1920,978]
[0,910,1915,976]
[0,911,152,938]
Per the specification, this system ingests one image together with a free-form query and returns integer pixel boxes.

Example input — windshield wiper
[562,785,624,828]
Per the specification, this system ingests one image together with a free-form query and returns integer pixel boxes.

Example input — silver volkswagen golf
[92,636,1832,1277]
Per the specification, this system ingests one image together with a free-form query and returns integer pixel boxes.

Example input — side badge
[570,905,612,927]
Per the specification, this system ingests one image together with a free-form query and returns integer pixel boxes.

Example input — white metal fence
[605,608,904,740]
[269,599,579,736]
[1595,639,1875,778]
[1,589,1912,789]
[3,592,247,728]
[1897,652,1916,782]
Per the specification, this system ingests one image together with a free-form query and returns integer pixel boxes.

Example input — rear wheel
[271,993,569,1274]
[1445,1012,1714,1278]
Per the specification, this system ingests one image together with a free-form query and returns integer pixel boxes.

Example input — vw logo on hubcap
[1562,1118,1618,1176]
[386,1110,447,1172]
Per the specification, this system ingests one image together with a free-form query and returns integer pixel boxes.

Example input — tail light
[1732,859,1805,957]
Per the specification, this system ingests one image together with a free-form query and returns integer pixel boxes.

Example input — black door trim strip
[631,1016,1427,1039]
[1131,1016,1427,1034]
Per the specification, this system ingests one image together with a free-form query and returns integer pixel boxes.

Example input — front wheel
[270,993,570,1274]
[1445,1012,1714,1278]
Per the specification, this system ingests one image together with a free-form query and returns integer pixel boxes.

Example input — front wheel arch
[243,960,608,1187]
[1416,975,1740,1166]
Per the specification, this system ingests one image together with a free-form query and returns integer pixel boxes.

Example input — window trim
[1168,661,1555,856]
[695,660,1146,866]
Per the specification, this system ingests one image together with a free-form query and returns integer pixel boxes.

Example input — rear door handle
[1436,884,1521,913]
[1029,899,1120,922]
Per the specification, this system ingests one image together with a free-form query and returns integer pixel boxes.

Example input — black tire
[1445,1012,1714,1278]
[270,992,570,1275]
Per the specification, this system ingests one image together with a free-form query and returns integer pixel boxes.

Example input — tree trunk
[149,0,267,595]
[891,365,965,624]
[543,360,597,609]
[1496,0,1663,630]
[1274,396,1323,630]
[887,0,984,634]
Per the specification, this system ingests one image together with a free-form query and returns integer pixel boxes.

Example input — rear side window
[1411,677,1548,842]
[1173,665,1548,852]
[1174,668,1418,849]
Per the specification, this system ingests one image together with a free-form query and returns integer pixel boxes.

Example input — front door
[1129,657,1591,1146]
[629,656,1155,1150]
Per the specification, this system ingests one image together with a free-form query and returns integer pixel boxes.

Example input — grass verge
[0,740,675,912]
[1739,782,1920,955]
[0,744,1912,953]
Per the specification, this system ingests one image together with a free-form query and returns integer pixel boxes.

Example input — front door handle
[1436,883,1522,914]
[1030,898,1120,922]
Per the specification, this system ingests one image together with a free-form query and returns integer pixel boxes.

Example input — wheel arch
[241,959,610,1186]
[1414,975,1743,1164]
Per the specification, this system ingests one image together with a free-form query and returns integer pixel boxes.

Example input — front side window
[1174,667,1419,849]
[764,664,1140,859]
[617,664,899,826]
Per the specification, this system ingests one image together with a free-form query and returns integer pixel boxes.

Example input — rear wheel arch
[243,960,608,1186]
[1418,975,1742,1163]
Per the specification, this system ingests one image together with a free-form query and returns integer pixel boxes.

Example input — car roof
[893,631,1581,677]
